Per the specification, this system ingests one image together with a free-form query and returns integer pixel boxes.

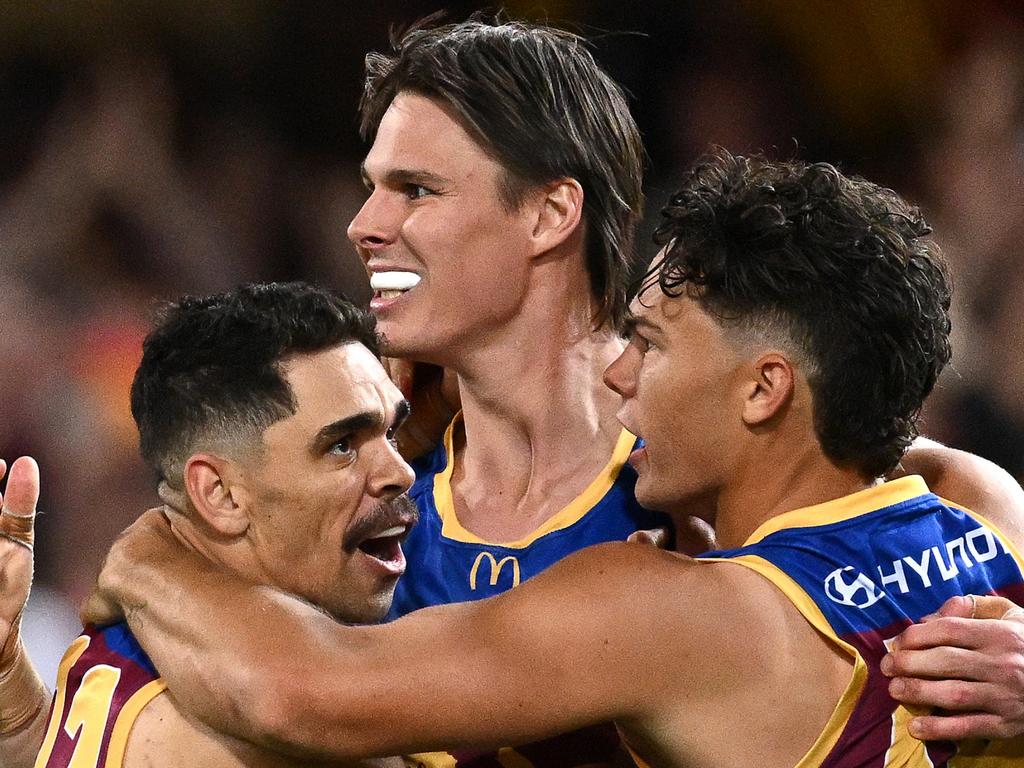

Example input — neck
[434,258,629,535]
[166,508,254,582]
[447,252,626,473]
[712,441,875,549]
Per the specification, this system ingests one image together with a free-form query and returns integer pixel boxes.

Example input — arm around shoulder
[182,543,692,760]
[900,438,1024,543]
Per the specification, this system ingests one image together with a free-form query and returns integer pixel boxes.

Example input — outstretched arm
[0,457,52,766]
[85,511,677,760]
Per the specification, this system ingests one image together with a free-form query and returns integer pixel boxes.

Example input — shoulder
[35,626,166,768]
[126,692,404,768]
[902,439,1024,547]
[528,542,793,659]
[125,691,246,767]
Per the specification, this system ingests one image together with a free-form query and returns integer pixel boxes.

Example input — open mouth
[346,495,419,574]
[356,524,410,563]
[369,271,420,304]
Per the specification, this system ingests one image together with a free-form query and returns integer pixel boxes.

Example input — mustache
[343,494,419,553]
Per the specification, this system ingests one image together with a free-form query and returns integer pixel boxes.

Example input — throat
[448,427,624,544]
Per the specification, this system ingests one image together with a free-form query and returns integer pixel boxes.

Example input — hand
[883,594,1024,740]
[81,507,179,627]
[381,359,460,460]
[0,457,39,673]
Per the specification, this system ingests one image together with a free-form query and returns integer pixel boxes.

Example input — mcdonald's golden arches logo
[469,552,521,590]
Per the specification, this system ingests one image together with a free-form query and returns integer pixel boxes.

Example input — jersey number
[34,647,121,768]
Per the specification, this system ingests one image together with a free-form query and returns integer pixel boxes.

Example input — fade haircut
[359,15,645,330]
[131,282,379,487]
[643,149,952,478]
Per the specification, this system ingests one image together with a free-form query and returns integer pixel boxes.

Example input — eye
[385,425,400,448]
[405,184,435,200]
[632,332,652,355]
[328,437,355,459]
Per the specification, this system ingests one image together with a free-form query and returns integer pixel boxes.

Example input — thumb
[0,457,39,551]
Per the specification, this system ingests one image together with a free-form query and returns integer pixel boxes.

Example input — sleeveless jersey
[696,476,1024,767]
[34,623,166,768]
[393,417,669,768]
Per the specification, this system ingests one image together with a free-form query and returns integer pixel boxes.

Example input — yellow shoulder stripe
[699,555,868,768]
[434,414,637,549]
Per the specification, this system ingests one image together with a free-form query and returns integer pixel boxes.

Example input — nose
[347,190,400,257]
[366,436,416,500]
[603,344,639,399]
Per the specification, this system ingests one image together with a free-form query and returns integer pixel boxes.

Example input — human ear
[529,177,584,256]
[182,453,251,537]
[741,353,795,426]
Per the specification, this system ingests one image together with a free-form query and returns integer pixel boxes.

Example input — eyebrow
[312,398,413,451]
[359,162,451,189]
[622,313,661,339]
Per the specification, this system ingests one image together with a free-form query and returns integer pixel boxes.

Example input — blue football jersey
[393,417,669,768]
[699,476,1024,766]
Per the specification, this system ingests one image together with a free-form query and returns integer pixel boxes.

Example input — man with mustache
[0,282,416,767]
[72,152,1024,766]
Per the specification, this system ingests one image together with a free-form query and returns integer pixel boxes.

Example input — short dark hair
[359,16,644,330]
[131,282,379,485]
[644,149,952,478]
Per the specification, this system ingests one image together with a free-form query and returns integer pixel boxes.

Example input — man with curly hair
[82,151,1024,765]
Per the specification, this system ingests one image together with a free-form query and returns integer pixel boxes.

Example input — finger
[890,616,991,651]
[383,357,415,398]
[932,594,975,620]
[0,457,39,551]
[884,646,990,681]
[1,457,39,517]
[907,711,1014,742]
[156,481,188,513]
[1004,605,1024,621]
[628,528,667,548]
[972,595,1019,620]
[80,589,125,627]
[889,675,1002,710]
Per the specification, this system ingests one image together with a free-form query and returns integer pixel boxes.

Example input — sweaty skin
[3,343,413,768]
[84,292,1024,766]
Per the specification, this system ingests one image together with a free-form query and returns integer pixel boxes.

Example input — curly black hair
[643,149,952,478]
[131,282,378,486]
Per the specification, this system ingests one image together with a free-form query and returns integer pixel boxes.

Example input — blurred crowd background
[2,0,1023,683]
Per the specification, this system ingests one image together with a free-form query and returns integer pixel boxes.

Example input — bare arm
[86,512,678,760]
[899,437,1024,539]
[0,457,52,767]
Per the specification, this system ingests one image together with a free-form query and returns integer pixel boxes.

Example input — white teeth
[370,271,421,292]
[373,525,406,539]
[379,290,401,300]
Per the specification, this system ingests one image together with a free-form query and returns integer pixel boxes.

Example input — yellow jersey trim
[699,554,868,768]
[34,635,91,768]
[433,414,637,549]
[743,476,930,546]
[103,679,168,768]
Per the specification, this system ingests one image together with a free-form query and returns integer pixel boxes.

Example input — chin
[377,327,439,362]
